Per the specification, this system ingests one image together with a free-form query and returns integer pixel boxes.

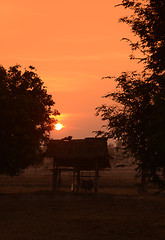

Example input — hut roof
[45,138,110,170]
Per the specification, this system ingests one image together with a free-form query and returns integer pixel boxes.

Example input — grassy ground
[0,167,165,240]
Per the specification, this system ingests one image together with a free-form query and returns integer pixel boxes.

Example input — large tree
[96,0,165,186]
[0,65,56,175]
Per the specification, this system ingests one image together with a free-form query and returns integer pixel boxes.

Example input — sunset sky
[1,0,141,139]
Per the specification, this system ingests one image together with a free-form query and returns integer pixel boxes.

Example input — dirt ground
[0,167,165,240]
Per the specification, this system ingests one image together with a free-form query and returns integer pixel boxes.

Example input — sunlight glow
[55,123,64,131]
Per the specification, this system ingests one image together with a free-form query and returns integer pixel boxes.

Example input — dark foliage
[96,0,165,185]
[0,65,55,175]
[118,0,165,74]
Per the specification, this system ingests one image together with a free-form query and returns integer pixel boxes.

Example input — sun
[55,123,63,131]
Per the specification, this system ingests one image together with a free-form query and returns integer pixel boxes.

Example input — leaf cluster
[0,65,55,175]
[96,0,165,183]
[118,0,165,74]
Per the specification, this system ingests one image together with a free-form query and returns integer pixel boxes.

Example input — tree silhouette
[96,0,165,187]
[0,65,56,175]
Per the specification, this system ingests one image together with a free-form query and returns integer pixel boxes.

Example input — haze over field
[0,0,142,139]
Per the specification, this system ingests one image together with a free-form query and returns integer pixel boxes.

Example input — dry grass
[0,167,165,240]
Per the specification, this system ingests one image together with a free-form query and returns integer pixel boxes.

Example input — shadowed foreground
[0,168,165,240]
[0,193,165,240]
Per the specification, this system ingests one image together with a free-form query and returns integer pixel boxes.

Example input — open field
[0,167,165,240]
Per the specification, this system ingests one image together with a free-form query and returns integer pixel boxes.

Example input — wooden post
[57,169,61,191]
[72,168,76,193]
[52,158,55,192]
[76,170,80,192]
[94,160,99,193]
[52,158,58,193]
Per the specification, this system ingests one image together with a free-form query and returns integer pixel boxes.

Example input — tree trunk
[141,168,147,192]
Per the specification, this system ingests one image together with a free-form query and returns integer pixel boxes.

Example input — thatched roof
[45,138,110,170]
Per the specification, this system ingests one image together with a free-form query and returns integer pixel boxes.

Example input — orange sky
[1,0,141,139]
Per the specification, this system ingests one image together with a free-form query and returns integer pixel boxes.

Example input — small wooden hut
[45,137,110,193]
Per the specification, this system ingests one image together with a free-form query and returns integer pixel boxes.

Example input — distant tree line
[108,142,134,168]
[0,65,57,175]
[96,0,165,189]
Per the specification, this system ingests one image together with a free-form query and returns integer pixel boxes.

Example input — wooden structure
[45,137,110,193]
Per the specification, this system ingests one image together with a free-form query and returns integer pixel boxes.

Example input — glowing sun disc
[55,123,63,131]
